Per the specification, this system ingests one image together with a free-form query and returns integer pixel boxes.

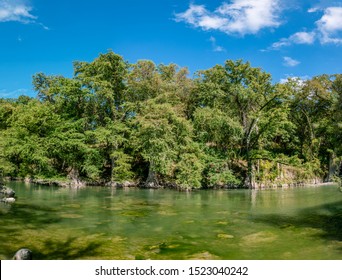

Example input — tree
[0,98,17,175]
[286,75,341,181]
[73,52,128,123]
[1,99,60,177]
[193,60,291,187]
[132,100,196,187]
[32,51,133,183]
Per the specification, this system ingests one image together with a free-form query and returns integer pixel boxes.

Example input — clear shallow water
[1,182,341,260]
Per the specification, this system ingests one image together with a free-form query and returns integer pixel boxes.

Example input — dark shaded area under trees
[0,51,341,189]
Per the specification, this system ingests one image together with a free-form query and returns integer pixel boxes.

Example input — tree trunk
[245,149,254,189]
[145,161,159,188]
[327,152,338,182]
[110,156,114,182]
[67,167,85,188]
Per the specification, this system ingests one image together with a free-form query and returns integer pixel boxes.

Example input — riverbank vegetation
[0,51,341,189]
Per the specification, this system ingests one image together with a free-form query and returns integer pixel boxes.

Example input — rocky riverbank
[4,175,338,192]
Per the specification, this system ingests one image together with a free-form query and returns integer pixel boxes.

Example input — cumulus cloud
[316,7,342,44]
[175,0,282,36]
[290,31,316,44]
[283,56,300,67]
[269,6,342,49]
[270,31,316,49]
[0,0,36,23]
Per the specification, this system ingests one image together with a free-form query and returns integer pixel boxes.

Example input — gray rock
[13,249,33,260]
[0,185,15,198]
[1,197,16,203]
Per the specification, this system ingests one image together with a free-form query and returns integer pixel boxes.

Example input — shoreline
[3,176,339,191]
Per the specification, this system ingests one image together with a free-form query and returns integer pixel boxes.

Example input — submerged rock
[1,185,16,204]
[242,231,277,246]
[217,233,234,239]
[13,249,33,260]
[1,197,16,203]
[0,185,16,198]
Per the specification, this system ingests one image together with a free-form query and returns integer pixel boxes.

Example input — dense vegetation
[0,51,341,189]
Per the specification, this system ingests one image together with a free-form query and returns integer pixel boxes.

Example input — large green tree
[192,60,292,187]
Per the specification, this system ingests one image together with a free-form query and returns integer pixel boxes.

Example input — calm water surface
[1,182,341,259]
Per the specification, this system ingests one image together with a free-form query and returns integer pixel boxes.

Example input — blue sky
[0,0,341,98]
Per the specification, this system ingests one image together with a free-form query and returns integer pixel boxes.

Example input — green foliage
[132,101,192,179]
[1,51,340,188]
[111,150,134,182]
[175,152,204,188]
[204,158,240,187]
[193,107,243,152]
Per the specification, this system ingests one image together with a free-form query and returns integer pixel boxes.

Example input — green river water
[1,182,341,260]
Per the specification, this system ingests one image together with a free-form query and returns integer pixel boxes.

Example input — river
[1,182,341,259]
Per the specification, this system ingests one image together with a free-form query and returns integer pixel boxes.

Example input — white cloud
[0,88,30,98]
[175,4,207,26]
[175,0,282,36]
[308,7,320,13]
[209,36,226,52]
[270,6,342,49]
[0,0,36,23]
[283,56,300,67]
[316,7,342,44]
[270,31,316,49]
[291,31,316,44]
[216,0,281,34]
[213,45,225,52]
[279,75,310,84]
